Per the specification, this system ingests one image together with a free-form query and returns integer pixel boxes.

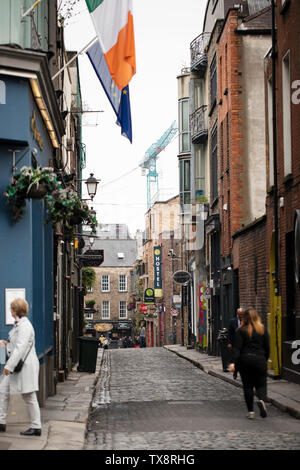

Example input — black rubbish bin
[77,336,99,373]
[217,328,231,372]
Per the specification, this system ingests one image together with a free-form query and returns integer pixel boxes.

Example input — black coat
[232,327,270,372]
[227,317,240,346]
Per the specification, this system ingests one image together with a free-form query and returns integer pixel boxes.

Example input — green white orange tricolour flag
[85,0,136,90]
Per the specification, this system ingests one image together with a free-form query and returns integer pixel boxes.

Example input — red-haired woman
[229,308,270,419]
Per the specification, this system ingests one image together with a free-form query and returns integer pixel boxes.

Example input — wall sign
[144,288,155,305]
[154,246,162,297]
[5,288,26,325]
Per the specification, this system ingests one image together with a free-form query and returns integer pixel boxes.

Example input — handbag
[14,342,33,373]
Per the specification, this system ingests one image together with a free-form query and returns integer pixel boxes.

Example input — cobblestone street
[85,348,300,450]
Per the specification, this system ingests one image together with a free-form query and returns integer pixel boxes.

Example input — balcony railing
[190,105,208,143]
[190,33,211,75]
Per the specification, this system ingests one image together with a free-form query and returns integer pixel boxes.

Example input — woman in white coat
[0,298,41,436]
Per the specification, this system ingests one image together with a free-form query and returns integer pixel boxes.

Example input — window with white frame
[178,98,190,153]
[85,312,94,320]
[119,301,127,319]
[119,274,127,292]
[101,275,110,292]
[102,301,110,319]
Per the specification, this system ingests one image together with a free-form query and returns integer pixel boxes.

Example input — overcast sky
[64,0,206,237]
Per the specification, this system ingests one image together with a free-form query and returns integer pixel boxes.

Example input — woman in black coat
[229,308,270,419]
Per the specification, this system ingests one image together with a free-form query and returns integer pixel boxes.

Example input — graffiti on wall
[199,283,207,347]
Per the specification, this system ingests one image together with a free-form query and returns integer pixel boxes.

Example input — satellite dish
[173,270,191,285]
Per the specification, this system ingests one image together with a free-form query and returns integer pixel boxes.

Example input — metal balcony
[190,33,211,76]
[190,105,208,143]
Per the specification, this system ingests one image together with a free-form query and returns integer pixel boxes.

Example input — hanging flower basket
[5,166,59,222]
[27,183,48,199]
[69,207,87,225]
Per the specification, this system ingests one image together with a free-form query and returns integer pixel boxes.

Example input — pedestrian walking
[226,307,245,373]
[0,298,41,436]
[139,322,146,348]
[103,337,109,350]
[229,308,270,419]
[99,334,105,348]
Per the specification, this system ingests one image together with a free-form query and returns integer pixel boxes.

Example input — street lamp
[85,173,99,201]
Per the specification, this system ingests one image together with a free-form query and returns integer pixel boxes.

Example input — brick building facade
[84,236,136,340]
[264,0,300,383]
[217,7,271,331]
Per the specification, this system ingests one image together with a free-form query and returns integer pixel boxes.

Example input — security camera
[168,249,174,257]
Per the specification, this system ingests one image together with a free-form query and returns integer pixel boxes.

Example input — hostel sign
[154,246,162,297]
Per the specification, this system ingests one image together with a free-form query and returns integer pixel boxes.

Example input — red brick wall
[158,235,182,345]
[218,10,244,257]
[234,218,268,324]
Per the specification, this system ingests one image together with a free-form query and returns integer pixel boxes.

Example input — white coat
[5,317,39,394]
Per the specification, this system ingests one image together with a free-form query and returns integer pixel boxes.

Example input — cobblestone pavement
[85,348,300,450]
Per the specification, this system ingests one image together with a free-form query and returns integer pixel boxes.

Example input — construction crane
[140,121,178,210]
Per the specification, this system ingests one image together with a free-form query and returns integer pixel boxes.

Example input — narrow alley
[85,348,300,451]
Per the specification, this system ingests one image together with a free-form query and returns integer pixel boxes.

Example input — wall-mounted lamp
[85,173,99,201]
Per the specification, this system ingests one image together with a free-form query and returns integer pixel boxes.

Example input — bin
[217,328,231,372]
[77,336,99,373]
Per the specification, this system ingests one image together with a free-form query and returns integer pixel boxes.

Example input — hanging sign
[144,288,155,305]
[173,270,191,284]
[154,246,162,297]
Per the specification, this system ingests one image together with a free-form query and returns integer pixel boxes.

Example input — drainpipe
[271,0,281,377]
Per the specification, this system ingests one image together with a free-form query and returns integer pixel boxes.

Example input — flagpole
[51,36,98,81]
[21,0,42,20]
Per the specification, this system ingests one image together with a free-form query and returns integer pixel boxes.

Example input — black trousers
[238,357,267,412]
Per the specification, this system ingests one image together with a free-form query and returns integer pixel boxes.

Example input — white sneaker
[257,400,267,418]
[247,412,255,419]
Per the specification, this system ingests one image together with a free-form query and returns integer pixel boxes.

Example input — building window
[0,80,6,104]
[102,301,110,319]
[210,54,217,106]
[101,275,110,292]
[85,312,94,320]
[178,98,190,153]
[267,77,274,187]
[119,274,127,292]
[282,51,292,176]
[211,123,218,201]
[194,79,204,110]
[119,301,127,319]
[179,158,191,207]
[195,144,205,198]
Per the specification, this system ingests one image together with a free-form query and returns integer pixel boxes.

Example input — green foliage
[5,166,98,232]
[5,166,58,222]
[82,267,96,291]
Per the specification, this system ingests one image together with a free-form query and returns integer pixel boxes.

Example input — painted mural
[199,283,207,348]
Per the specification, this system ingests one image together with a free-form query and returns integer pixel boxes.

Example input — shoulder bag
[14,342,33,373]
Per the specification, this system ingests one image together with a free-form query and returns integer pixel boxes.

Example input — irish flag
[86,0,136,90]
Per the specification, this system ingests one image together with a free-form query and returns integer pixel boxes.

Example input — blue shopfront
[0,71,59,402]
